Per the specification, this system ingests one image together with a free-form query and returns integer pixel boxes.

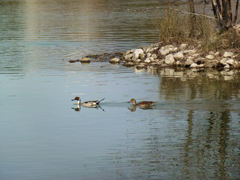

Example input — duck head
[72,96,81,105]
[128,98,136,105]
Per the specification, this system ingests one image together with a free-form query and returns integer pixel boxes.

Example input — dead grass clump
[157,9,240,52]
[158,10,189,44]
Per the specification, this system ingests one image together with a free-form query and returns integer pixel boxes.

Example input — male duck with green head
[72,96,105,108]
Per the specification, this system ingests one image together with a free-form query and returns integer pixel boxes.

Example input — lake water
[0,0,240,180]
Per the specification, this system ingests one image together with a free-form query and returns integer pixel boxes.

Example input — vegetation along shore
[69,0,240,71]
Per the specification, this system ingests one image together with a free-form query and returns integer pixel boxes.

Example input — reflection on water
[0,0,240,180]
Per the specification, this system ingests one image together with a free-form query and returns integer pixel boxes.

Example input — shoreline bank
[69,42,240,71]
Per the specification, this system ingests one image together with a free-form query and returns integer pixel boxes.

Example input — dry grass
[157,9,240,52]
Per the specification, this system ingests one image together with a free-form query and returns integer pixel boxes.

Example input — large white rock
[159,45,177,56]
[226,59,235,65]
[173,51,184,59]
[165,54,175,65]
[185,58,194,65]
[179,43,188,50]
[206,54,215,60]
[133,49,144,59]
[223,52,234,58]
[220,58,228,65]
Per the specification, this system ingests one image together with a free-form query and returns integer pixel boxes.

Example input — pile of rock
[109,43,240,70]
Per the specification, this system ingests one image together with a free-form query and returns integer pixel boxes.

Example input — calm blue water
[0,0,240,180]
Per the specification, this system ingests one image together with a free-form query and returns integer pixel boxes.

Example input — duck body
[72,96,105,108]
[129,98,156,109]
[81,100,100,108]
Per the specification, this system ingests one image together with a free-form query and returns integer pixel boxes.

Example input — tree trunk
[211,0,234,29]
[189,0,196,36]
[234,0,239,24]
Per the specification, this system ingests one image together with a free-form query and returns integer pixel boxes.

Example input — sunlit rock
[206,54,215,60]
[173,51,184,59]
[185,57,194,66]
[159,45,177,56]
[183,49,197,55]
[223,51,234,58]
[215,51,220,56]
[123,61,135,67]
[147,53,152,58]
[109,58,120,64]
[124,53,133,60]
[224,64,230,69]
[220,58,228,65]
[226,59,235,65]
[224,76,233,81]
[151,54,158,59]
[139,53,146,60]
[145,57,153,63]
[133,49,144,59]
[190,63,198,68]
[179,43,188,50]
[80,57,91,63]
[192,53,200,58]
[134,59,142,64]
[165,54,175,65]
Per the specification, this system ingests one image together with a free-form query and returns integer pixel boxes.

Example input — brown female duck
[128,98,156,109]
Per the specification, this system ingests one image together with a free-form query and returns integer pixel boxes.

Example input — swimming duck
[128,98,156,109]
[72,96,105,108]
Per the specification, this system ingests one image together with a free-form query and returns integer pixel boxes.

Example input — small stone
[190,63,198,68]
[215,52,220,56]
[123,62,135,67]
[220,58,227,65]
[151,54,158,59]
[135,59,142,63]
[226,59,235,65]
[165,54,175,65]
[147,53,151,58]
[183,49,197,55]
[109,58,120,64]
[192,53,200,58]
[209,51,215,55]
[135,64,146,70]
[176,61,181,66]
[179,43,188,50]
[124,53,133,60]
[173,52,184,59]
[144,58,151,63]
[139,53,146,60]
[224,64,230,69]
[223,52,234,58]
[185,58,194,66]
[68,59,80,63]
[80,57,91,63]
[206,54,215,60]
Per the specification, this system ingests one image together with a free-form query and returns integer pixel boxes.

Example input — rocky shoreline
[69,42,240,71]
